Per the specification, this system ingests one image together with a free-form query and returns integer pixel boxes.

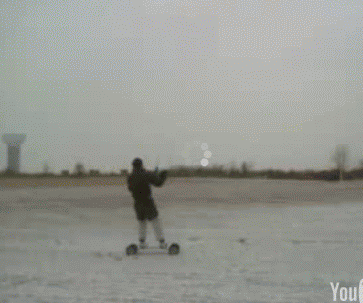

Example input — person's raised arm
[148,170,168,187]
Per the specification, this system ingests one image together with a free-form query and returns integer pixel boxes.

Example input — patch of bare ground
[1,178,362,211]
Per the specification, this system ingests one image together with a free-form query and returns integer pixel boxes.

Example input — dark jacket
[127,168,168,203]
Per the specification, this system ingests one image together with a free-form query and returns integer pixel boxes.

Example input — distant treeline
[0,169,128,179]
[166,165,363,181]
[1,163,363,181]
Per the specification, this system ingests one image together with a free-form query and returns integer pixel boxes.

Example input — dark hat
[132,158,143,168]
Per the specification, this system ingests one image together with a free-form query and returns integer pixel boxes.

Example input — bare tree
[61,170,70,177]
[241,161,255,176]
[228,160,239,177]
[331,144,349,181]
[247,161,255,171]
[241,162,248,175]
[74,162,85,177]
[43,161,50,174]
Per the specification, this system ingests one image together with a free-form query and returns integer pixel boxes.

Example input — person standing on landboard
[127,157,168,249]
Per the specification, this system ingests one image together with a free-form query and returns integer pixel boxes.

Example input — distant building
[2,134,27,174]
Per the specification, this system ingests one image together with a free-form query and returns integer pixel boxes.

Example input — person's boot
[139,239,148,249]
[159,239,167,249]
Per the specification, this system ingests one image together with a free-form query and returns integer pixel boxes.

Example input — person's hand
[160,170,168,178]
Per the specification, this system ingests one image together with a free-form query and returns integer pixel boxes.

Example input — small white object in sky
[201,143,208,150]
[204,150,212,159]
[201,159,209,166]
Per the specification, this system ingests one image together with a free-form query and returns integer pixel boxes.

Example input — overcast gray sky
[1,0,363,173]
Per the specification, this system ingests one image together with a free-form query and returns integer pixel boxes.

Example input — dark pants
[134,199,159,221]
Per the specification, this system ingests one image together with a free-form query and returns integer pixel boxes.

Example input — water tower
[2,133,26,174]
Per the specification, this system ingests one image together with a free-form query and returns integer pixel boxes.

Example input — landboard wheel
[126,244,138,256]
[168,243,180,255]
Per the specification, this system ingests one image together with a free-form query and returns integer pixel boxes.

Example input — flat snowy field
[1,178,363,303]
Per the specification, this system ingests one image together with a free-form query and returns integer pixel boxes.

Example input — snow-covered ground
[1,181,363,302]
